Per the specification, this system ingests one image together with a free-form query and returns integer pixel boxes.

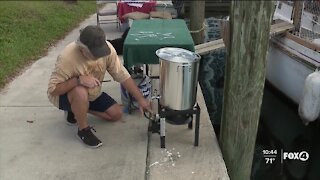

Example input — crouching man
[47,25,151,148]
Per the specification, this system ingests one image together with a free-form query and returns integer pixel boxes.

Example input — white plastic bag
[298,69,320,125]
[120,75,151,110]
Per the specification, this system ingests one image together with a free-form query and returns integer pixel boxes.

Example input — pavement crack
[145,123,152,180]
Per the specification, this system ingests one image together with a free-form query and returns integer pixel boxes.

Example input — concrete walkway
[0,4,229,180]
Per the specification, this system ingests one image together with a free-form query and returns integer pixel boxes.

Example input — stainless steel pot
[156,47,201,111]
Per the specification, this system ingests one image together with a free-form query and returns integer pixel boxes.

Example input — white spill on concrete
[147,148,182,174]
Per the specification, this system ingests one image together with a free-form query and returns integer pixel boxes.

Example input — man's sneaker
[77,126,103,148]
[64,111,77,126]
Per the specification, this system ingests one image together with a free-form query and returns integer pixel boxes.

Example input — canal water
[199,17,320,180]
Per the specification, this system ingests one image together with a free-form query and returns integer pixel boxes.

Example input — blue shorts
[59,92,117,112]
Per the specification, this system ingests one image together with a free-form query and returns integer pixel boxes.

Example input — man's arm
[121,77,144,102]
[51,77,78,96]
[121,77,152,113]
[105,41,152,113]
[51,76,101,96]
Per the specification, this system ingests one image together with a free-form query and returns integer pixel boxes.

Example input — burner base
[152,103,201,148]
[165,114,193,125]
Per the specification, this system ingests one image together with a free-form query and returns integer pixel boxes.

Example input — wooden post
[189,1,205,45]
[219,1,274,180]
[293,1,303,32]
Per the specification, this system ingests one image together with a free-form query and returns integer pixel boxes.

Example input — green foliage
[0,1,96,87]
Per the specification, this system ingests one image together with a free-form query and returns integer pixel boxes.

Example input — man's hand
[79,75,101,88]
[138,98,152,115]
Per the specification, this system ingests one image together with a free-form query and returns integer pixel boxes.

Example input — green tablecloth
[123,19,195,69]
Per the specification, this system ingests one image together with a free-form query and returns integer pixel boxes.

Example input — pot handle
[194,53,201,60]
[177,63,192,67]
[177,63,192,72]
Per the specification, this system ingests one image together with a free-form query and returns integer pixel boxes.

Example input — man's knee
[108,105,123,121]
[68,86,88,103]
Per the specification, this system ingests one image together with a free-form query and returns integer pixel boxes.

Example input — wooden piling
[293,1,303,32]
[219,1,274,180]
[189,1,205,45]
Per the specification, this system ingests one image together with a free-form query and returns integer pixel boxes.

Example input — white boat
[266,1,320,105]
[266,32,320,104]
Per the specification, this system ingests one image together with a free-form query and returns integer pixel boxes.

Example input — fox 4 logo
[283,151,309,161]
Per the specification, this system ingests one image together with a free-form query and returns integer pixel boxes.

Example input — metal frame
[149,100,201,148]
[96,0,120,29]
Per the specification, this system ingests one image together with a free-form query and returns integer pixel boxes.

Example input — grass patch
[0,1,96,88]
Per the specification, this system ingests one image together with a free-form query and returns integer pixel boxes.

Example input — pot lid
[156,47,201,63]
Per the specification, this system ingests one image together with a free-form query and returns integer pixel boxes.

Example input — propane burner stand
[148,100,201,148]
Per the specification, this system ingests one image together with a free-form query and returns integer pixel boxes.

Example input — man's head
[77,25,110,59]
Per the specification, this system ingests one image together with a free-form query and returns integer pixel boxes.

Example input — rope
[189,21,207,34]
